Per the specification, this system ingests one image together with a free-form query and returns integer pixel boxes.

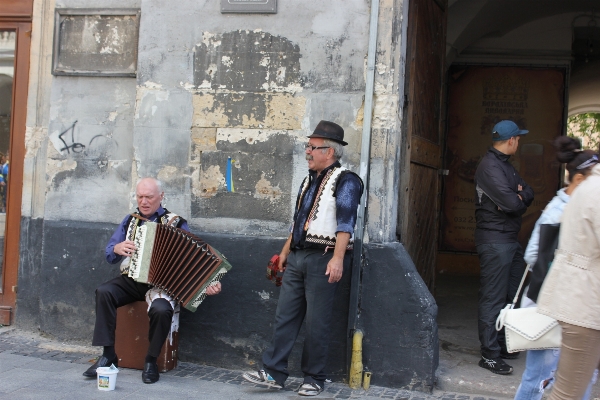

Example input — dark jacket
[474,147,534,245]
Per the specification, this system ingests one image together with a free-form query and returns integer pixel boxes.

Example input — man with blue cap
[474,120,534,375]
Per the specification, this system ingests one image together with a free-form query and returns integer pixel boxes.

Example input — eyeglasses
[305,144,330,152]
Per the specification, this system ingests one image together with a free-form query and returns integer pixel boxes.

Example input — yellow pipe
[348,329,363,389]
[363,371,372,390]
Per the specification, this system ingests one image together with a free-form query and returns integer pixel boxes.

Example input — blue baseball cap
[491,120,528,141]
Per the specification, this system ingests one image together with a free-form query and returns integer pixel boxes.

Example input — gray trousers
[262,247,351,387]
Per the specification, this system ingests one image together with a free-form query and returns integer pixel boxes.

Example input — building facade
[4,0,438,391]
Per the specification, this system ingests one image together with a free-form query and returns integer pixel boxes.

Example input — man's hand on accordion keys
[205,282,222,296]
[114,240,137,257]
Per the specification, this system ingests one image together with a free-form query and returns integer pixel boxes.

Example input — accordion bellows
[128,222,232,312]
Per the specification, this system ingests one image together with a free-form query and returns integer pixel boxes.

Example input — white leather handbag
[495,266,562,353]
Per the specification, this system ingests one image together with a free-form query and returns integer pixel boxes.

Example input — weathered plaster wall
[40,0,141,224]
[23,0,56,221]
[367,0,404,243]
[45,77,136,222]
[133,0,371,236]
[27,0,404,240]
[18,0,142,329]
[55,0,141,8]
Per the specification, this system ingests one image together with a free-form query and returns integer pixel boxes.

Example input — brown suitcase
[114,301,178,372]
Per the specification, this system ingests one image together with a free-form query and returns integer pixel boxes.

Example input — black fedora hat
[307,120,348,146]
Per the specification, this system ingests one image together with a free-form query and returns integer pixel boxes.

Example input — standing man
[242,121,363,396]
[474,120,534,375]
[82,177,222,383]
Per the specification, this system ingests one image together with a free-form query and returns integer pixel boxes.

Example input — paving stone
[0,330,502,400]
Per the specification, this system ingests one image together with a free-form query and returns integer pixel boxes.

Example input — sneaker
[298,382,323,396]
[500,350,520,360]
[242,370,284,389]
[478,356,513,375]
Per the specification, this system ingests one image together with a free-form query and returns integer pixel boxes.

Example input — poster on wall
[440,65,566,253]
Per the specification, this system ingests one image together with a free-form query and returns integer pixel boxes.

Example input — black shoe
[478,356,513,375]
[142,362,160,384]
[500,351,520,359]
[82,354,119,378]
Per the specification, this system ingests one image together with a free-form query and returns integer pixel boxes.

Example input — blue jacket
[474,147,534,245]
[523,188,569,265]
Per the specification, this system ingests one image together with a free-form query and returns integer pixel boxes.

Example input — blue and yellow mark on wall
[226,157,235,192]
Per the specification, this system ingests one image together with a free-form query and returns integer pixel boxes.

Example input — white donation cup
[96,365,119,391]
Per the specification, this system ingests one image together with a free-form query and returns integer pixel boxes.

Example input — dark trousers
[262,247,350,387]
[92,275,173,357]
[476,242,525,358]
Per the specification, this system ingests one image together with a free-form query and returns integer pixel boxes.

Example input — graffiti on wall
[57,120,84,154]
[51,120,119,160]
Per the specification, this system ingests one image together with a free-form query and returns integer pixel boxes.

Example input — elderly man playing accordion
[243,121,363,397]
[82,177,221,384]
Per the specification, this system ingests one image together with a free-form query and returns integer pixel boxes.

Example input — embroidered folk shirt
[291,161,363,250]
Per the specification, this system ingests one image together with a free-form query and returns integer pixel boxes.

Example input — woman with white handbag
[514,137,599,400]
[537,143,600,400]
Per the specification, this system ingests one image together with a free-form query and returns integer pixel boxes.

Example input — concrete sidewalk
[435,275,600,399]
[0,327,508,400]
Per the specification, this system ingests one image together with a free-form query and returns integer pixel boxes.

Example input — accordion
[127,221,232,312]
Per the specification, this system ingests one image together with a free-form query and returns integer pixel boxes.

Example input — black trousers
[262,247,351,388]
[476,242,525,358]
[92,275,173,357]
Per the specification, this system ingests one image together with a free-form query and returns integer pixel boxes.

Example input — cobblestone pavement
[0,329,508,399]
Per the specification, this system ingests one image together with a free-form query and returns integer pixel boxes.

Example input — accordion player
[127,221,232,312]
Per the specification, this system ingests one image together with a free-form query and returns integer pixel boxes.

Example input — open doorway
[399,0,600,395]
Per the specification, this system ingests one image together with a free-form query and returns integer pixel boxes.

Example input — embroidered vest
[119,208,186,274]
[297,166,355,249]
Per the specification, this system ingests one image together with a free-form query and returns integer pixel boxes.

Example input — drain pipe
[349,329,364,388]
[347,0,380,377]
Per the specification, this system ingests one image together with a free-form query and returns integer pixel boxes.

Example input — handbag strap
[496,264,531,331]
[509,264,530,308]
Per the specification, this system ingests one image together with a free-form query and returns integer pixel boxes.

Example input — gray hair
[137,177,163,193]
[322,139,344,160]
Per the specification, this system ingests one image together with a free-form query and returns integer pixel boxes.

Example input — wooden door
[397,0,447,291]
[0,0,32,325]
